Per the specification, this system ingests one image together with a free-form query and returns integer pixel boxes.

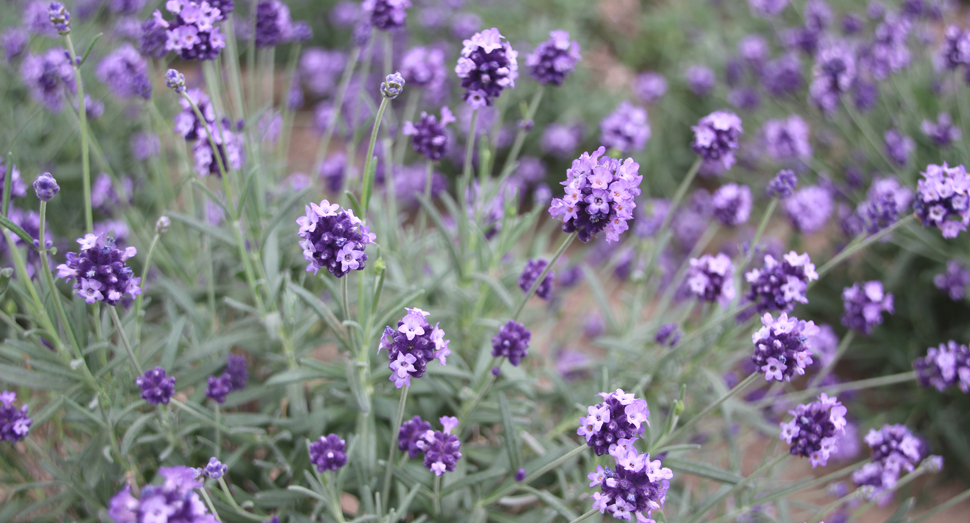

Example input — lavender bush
[0,1,969,522]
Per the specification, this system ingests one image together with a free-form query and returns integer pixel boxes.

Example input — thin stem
[64,35,92,233]
[459,109,480,245]
[810,330,855,387]
[479,444,587,507]
[199,488,223,522]
[568,508,600,523]
[217,477,255,517]
[498,86,545,178]
[906,485,970,523]
[652,373,759,452]
[741,199,778,271]
[683,453,788,523]
[214,402,222,455]
[511,233,575,321]
[313,46,362,171]
[815,215,915,278]
[768,370,917,408]
[133,231,161,343]
[361,97,390,219]
[433,475,441,517]
[341,275,356,353]
[329,470,347,523]
[2,229,66,355]
[37,201,81,358]
[380,385,409,512]
[109,306,143,375]
[458,356,503,427]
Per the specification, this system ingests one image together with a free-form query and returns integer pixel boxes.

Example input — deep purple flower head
[600,101,650,154]
[491,320,531,366]
[752,312,819,382]
[388,164,447,208]
[226,354,248,391]
[402,107,453,161]
[938,25,970,71]
[48,2,71,35]
[883,129,913,167]
[156,1,228,61]
[297,200,375,277]
[1,160,27,201]
[934,260,970,301]
[841,281,893,334]
[3,29,30,63]
[853,177,913,234]
[655,323,680,347]
[417,417,462,476]
[763,115,812,162]
[309,434,348,471]
[739,35,769,66]
[768,169,798,199]
[515,468,526,481]
[90,173,133,213]
[761,53,804,97]
[254,0,293,48]
[921,113,961,147]
[165,68,186,93]
[20,49,76,111]
[633,71,667,104]
[685,65,715,96]
[728,87,761,111]
[548,146,642,243]
[398,416,432,458]
[578,389,650,456]
[914,340,970,393]
[362,0,411,31]
[914,163,970,239]
[206,373,232,403]
[298,48,346,97]
[97,44,152,100]
[381,71,406,99]
[379,308,450,388]
[108,466,217,523]
[686,253,736,306]
[203,457,227,479]
[861,12,912,81]
[745,251,819,313]
[842,13,864,34]
[748,0,789,17]
[851,424,928,503]
[780,394,847,467]
[526,30,581,86]
[691,111,743,170]
[519,259,554,300]
[136,367,176,405]
[712,183,752,226]
[32,172,59,201]
[194,117,245,177]
[316,153,348,193]
[455,28,518,108]
[140,14,168,58]
[784,185,833,234]
[588,447,672,522]
[1,391,32,443]
[810,42,857,114]
[542,122,583,158]
[400,46,447,90]
[56,234,141,306]
[131,131,161,161]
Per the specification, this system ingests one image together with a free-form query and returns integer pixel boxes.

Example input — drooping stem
[380,385,409,512]
[64,35,92,233]
[510,233,575,321]
[109,306,143,375]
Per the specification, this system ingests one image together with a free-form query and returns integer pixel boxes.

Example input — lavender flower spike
[767,169,797,199]
[455,28,518,108]
[136,367,176,405]
[589,446,672,522]
[752,312,819,382]
[712,183,752,226]
[577,388,650,456]
[57,234,141,306]
[381,72,405,99]
[157,0,228,61]
[108,467,217,523]
[297,200,375,277]
[165,69,186,93]
[309,434,348,471]
[686,253,736,306]
[691,111,743,170]
[914,340,970,393]
[914,163,970,239]
[48,2,71,35]
[419,417,462,476]
[402,107,454,161]
[379,308,450,388]
[362,0,412,31]
[600,101,651,154]
[203,457,227,479]
[33,172,59,201]
[526,30,581,86]
[780,393,847,468]
[1,391,32,443]
[519,259,554,300]
[745,251,819,313]
[933,260,970,301]
[491,320,531,366]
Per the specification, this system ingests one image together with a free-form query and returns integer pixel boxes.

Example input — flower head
[157,0,228,61]
[784,185,833,234]
[57,234,141,306]
[933,260,970,301]
[600,101,651,154]
[686,253,736,306]
[136,367,176,405]
[401,46,447,90]
[398,416,433,458]
[883,129,914,167]
[309,434,348,471]
[762,115,811,162]
[20,49,76,111]
[578,389,650,456]
[519,259,555,300]
[851,424,928,503]
[203,457,227,479]
[254,0,293,48]
[32,172,59,201]
[420,418,462,476]
[491,321,531,366]
[921,113,961,148]
[712,183,752,226]
[841,281,893,335]
[589,446,672,523]
[768,169,798,199]
[1,391,32,443]
[362,0,411,31]
[914,163,970,239]
[108,466,216,523]
[206,373,232,403]
[634,71,667,104]
[380,309,449,388]
[685,65,716,96]
[780,394,847,468]
[810,41,856,114]
[402,106,453,161]
[97,44,152,100]
[165,68,186,93]
[526,30,581,86]
[297,200,375,277]
[48,2,71,35]
[455,28,518,107]
[691,111,743,170]
[226,354,248,391]
[381,71,406,99]
[752,313,820,382]
[745,251,819,313]
[914,340,970,393]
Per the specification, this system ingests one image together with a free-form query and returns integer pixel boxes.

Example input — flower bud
[33,172,59,201]
[381,72,405,99]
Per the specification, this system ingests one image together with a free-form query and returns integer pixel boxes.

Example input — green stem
[433,475,441,517]
[313,46,361,171]
[133,231,161,343]
[214,402,222,455]
[64,35,92,233]
[380,385,409,512]
[361,97,390,219]
[458,109,479,247]
[815,215,915,278]
[329,470,348,523]
[479,443,587,506]
[498,86,545,178]
[741,199,778,271]
[809,330,855,387]
[905,486,970,523]
[199,487,223,522]
[109,306,143,375]
[2,229,65,354]
[768,371,917,408]
[458,356,503,427]
[652,373,758,452]
[683,453,788,523]
[568,508,600,523]
[511,233,575,321]
[37,201,81,357]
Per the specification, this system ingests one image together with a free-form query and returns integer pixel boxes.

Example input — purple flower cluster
[96,44,151,100]
[298,49,347,97]
[599,101,650,154]
[226,354,248,390]
[455,28,518,108]
[418,416,462,476]
[154,0,227,61]
[402,107,454,161]
[1,391,31,443]
[3,29,29,62]
[779,394,848,468]
[768,169,798,199]
[685,65,715,96]
[934,260,970,301]
[762,115,812,162]
[401,46,447,92]
[841,281,893,335]
[193,118,245,177]
[174,88,216,140]
[712,183,752,226]
[254,0,293,48]
[309,434,348,471]
[519,259,554,300]
[914,340,970,393]
[20,49,76,112]
[749,0,789,17]
[691,111,743,170]
[542,123,583,158]
[206,373,232,403]
[752,312,819,382]
[847,177,913,235]
[588,446,672,522]
[526,30,581,86]
[491,320,531,366]
[548,146,643,243]
[914,163,970,239]
[810,42,856,114]
[745,251,819,313]
[784,185,833,234]
[140,14,168,58]
[921,113,961,147]
[761,54,803,97]
[655,323,680,347]
[633,72,667,104]
[398,416,432,458]
[883,129,914,167]
[851,425,927,503]
[861,12,912,80]
[109,466,218,523]
[577,388,650,456]
[362,0,411,31]
[57,234,141,306]
[203,457,227,479]
[296,199,375,277]
[686,253,736,306]
[938,25,970,73]
[48,2,71,35]
[379,308,450,388]
[137,367,176,405]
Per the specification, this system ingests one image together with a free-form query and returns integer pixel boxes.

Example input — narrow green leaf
[439,467,507,497]
[416,193,463,280]
[470,272,514,309]
[265,368,321,386]
[0,364,74,390]
[0,214,33,245]
[287,282,347,344]
[161,317,186,372]
[497,392,521,472]
[120,413,155,455]
[259,188,310,246]
[167,212,235,246]
[885,497,914,523]
[663,457,743,484]
[519,485,578,521]
[78,33,104,65]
